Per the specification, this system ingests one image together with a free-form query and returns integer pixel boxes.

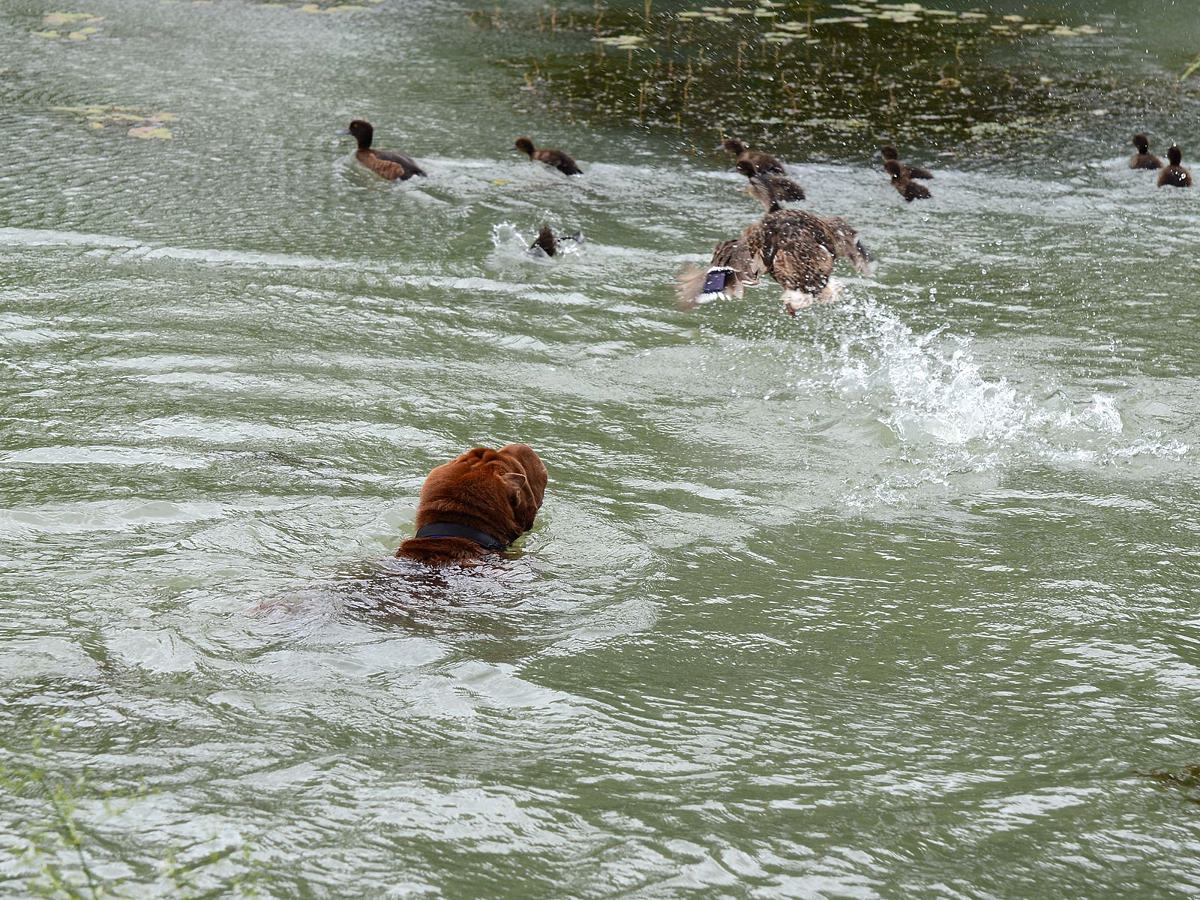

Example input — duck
[678,175,872,315]
[529,224,584,257]
[1130,133,1163,170]
[735,159,804,204]
[1158,145,1193,188]
[721,137,786,176]
[884,160,931,202]
[341,120,426,181]
[514,137,582,175]
[880,145,933,180]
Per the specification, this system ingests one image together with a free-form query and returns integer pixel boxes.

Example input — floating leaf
[43,11,102,26]
[53,104,179,140]
[127,125,172,139]
[36,11,103,40]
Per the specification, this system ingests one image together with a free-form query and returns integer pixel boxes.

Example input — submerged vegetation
[32,11,104,41]
[471,0,1194,158]
[52,105,178,139]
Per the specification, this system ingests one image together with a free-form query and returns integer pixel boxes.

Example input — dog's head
[416,444,547,543]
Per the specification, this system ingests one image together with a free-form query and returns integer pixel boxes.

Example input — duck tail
[676,265,743,309]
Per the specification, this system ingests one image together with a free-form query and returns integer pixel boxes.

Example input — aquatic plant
[1183,53,1200,81]
[473,0,1145,157]
[33,11,104,41]
[249,0,384,11]
[0,724,254,895]
[1145,763,1200,804]
[51,105,178,139]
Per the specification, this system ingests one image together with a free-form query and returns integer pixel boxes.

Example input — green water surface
[1,0,1198,896]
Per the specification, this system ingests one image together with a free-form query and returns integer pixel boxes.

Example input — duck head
[342,120,373,150]
[880,145,899,161]
[722,137,749,155]
[883,159,904,181]
[1168,145,1183,166]
[735,159,756,179]
[1132,133,1151,153]
[514,136,536,157]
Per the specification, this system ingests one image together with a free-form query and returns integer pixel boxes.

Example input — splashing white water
[802,296,1189,508]
[489,222,584,265]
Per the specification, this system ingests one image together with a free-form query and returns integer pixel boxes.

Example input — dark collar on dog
[414,522,507,551]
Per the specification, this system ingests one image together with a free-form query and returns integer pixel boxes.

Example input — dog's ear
[501,471,537,529]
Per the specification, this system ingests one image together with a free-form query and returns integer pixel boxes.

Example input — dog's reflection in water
[249,553,539,639]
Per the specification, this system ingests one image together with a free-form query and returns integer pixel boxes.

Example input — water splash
[801,295,1190,508]
[836,299,1029,447]
[489,222,584,266]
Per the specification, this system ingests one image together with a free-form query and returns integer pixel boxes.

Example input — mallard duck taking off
[340,120,426,181]
[678,175,872,315]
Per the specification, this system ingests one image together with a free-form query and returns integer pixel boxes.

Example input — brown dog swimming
[396,444,547,566]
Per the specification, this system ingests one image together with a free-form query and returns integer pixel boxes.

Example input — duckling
[1158,145,1192,188]
[341,120,426,181]
[529,224,584,257]
[884,160,931,202]
[722,137,786,176]
[1130,133,1163,170]
[514,137,582,175]
[679,175,872,315]
[735,159,805,204]
[880,145,933,180]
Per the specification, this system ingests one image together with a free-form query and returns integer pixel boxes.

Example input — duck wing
[373,149,426,178]
[535,149,582,175]
[760,174,806,202]
[903,180,931,201]
[676,237,754,308]
[819,215,873,273]
[905,163,934,180]
[745,150,786,176]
